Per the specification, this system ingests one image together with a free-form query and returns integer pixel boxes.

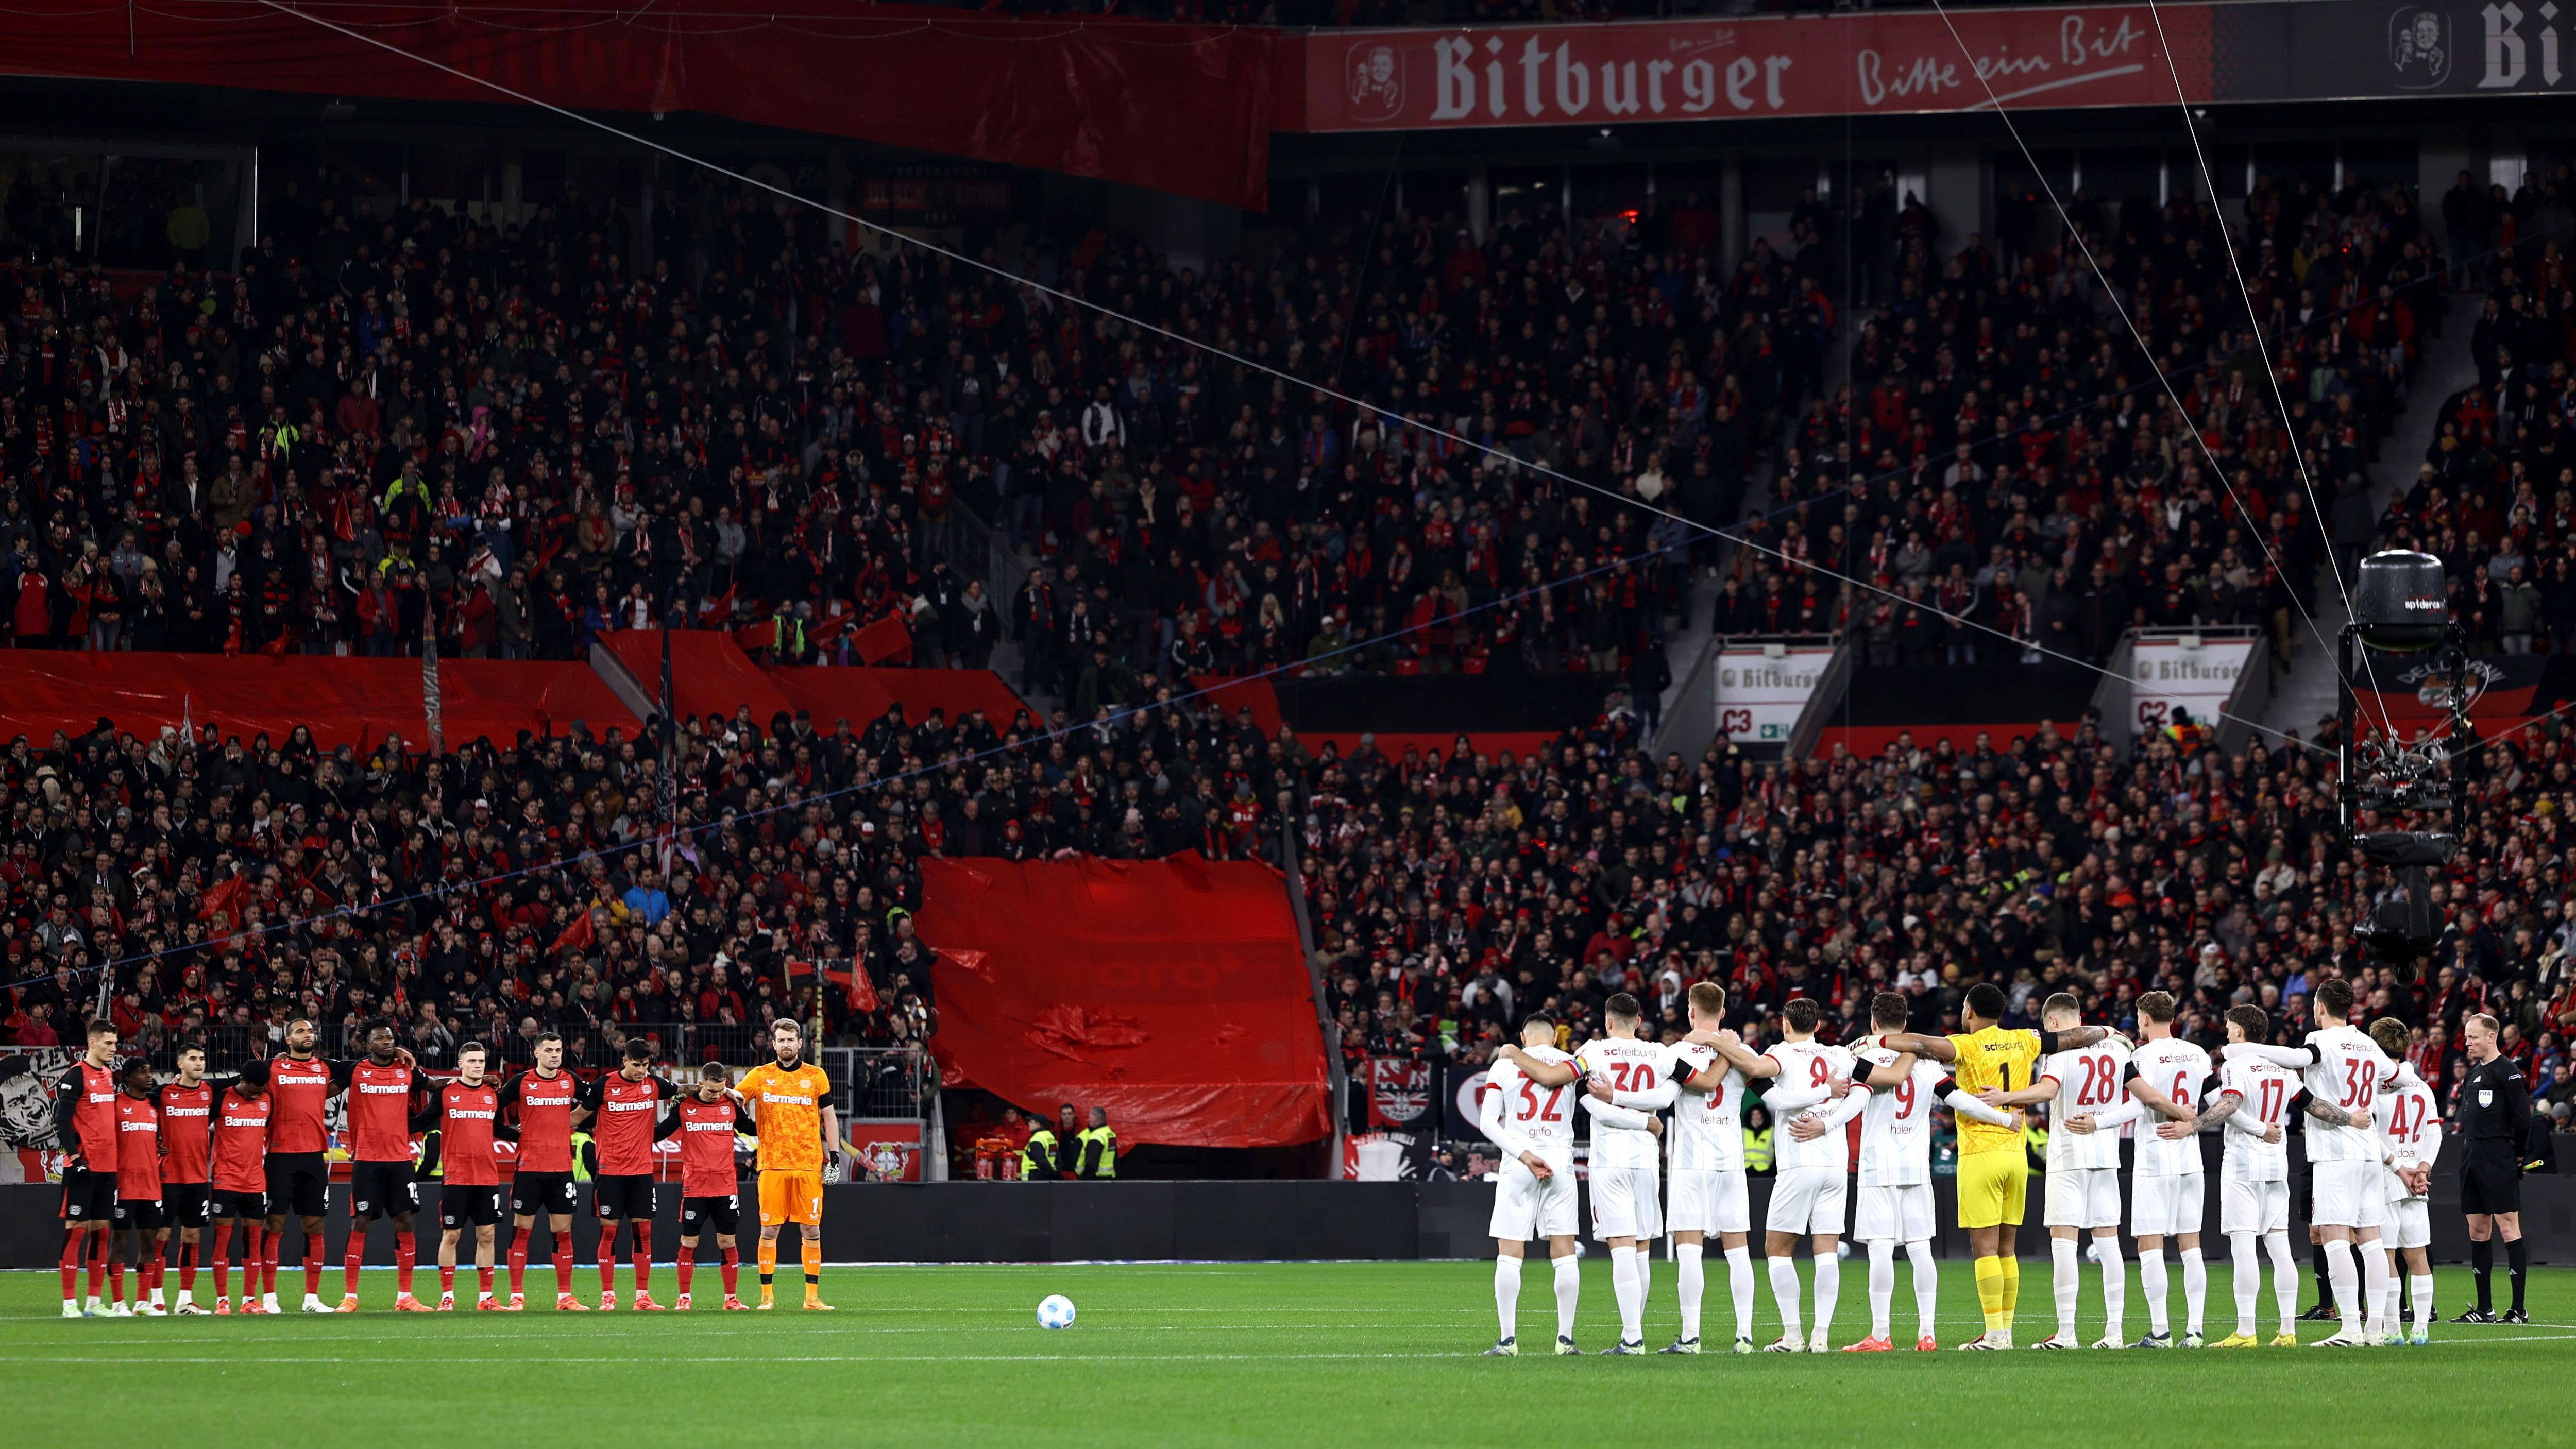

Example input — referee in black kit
[2453,1014,2534,1325]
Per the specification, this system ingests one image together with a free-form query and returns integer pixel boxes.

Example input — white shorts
[2130,1172,2206,1239]
[2385,1197,2431,1250]
[1667,1168,1749,1237]
[2043,1166,2122,1230]
[1765,1166,1847,1238]
[2309,1160,2388,1231]
[1490,1161,1578,1242]
[2221,1178,2289,1235]
[1853,1182,1934,1243]
[1589,1165,1664,1241]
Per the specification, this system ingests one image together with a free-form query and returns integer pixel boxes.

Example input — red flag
[843,963,882,1014]
[853,611,912,666]
[198,875,253,924]
[549,908,597,955]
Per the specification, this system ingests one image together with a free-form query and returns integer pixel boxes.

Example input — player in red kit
[658,1062,755,1310]
[208,1059,274,1314]
[415,1041,512,1310]
[496,1031,585,1309]
[107,1059,165,1317]
[340,1018,430,1312]
[581,1038,677,1310]
[52,1020,122,1318]
[265,1017,364,1313]
[151,1043,217,1314]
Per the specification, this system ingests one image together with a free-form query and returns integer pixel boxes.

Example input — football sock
[2360,1240,2392,1338]
[212,1231,230,1302]
[1724,1245,1755,1340]
[2049,1237,2080,1336]
[395,1231,416,1295]
[1675,1242,1705,1342]
[758,1237,778,1290]
[2410,1273,2435,1329]
[2380,1262,2401,1336]
[179,1240,197,1294]
[678,1246,696,1300]
[600,1228,619,1294]
[1866,1240,1895,1341]
[260,1232,277,1297]
[1810,1251,1840,1341]
[441,1263,457,1295]
[2324,1239,2361,1338]
[633,1224,653,1295]
[2180,1247,2206,1335]
[801,1237,823,1294]
[478,1265,495,1299]
[721,1245,740,1298]
[2097,1236,2125,1338]
[553,1241,574,1295]
[1907,1240,1939,1341]
[1551,1254,1580,1338]
[1608,1246,1641,1343]
[2138,1246,2167,1336]
[1973,1255,2006,1335]
[1630,1247,1652,1336]
[59,1231,82,1301]
[2227,1234,2260,1336]
[2508,1238,2529,1312]
[146,1241,166,1299]
[88,1233,107,1300]
[507,1232,528,1294]
[1998,1253,2021,1320]
[302,1248,321,1299]
[108,1256,125,1305]
[1767,1255,1802,1340]
[344,1234,366,1297]
[1493,1255,1522,1340]
[2262,1230,2297,1331]
[2472,1236,2493,1310]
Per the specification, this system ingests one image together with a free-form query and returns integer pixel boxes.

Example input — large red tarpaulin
[919,854,1330,1149]
[1298,6,2212,132]
[0,0,1276,210]
[0,651,638,751]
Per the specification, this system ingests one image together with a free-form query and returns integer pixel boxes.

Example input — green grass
[3,1258,2568,1445]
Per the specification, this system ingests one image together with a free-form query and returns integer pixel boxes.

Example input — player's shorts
[265,1152,330,1218]
[2385,1196,2431,1250]
[2460,1146,2522,1216]
[58,1168,116,1223]
[1488,1160,1577,1242]
[2309,1160,2387,1230]
[439,1184,505,1230]
[757,1170,824,1228]
[210,1188,267,1221]
[681,1193,742,1237]
[162,1182,212,1229]
[594,1173,657,1221]
[1854,1182,1934,1243]
[511,1171,579,1218]
[1765,1165,1848,1237]
[1666,1168,1749,1236]
[2220,1178,2289,1235]
[1955,1150,2027,1229]
[112,1196,166,1231]
[1589,1165,1663,1241]
[2130,1172,2206,1239]
[350,1160,420,1219]
[2043,1165,2123,1229]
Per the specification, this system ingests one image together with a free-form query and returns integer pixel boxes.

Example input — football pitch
[4,1260,2569,1445]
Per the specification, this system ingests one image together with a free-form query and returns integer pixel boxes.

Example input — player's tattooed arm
[1873,1031,1958,1063]
[2036,1026,2108,1053]
[2193,1093,2244,1131]
[2303,1097,2368,1129]
[1497,1045,1581,1087]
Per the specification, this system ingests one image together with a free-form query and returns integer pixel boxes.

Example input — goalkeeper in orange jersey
[730,1019,837,1310]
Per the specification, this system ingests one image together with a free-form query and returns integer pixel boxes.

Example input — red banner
[0,0,1276,209]
[919,854,1330,1149]
[1299,7,2211,132]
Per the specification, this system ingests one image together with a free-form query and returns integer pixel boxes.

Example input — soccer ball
[1037,1294,1077,1329]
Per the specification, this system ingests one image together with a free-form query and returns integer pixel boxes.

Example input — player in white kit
[1704,997,1864,1352]
[2064,991,2207,1346]
[1563,993,1676,1354]
[2367,1016,2441,1345]
[2025,993,2137,1349]
[2220,976,2387,1346]
[2197,1003,2304,1345]
[1660,982,1758,1354]
[1844,992,2020,1352]
[1479,1014,1583,1355]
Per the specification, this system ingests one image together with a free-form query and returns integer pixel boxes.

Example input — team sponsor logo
[2388,5,2453,86]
